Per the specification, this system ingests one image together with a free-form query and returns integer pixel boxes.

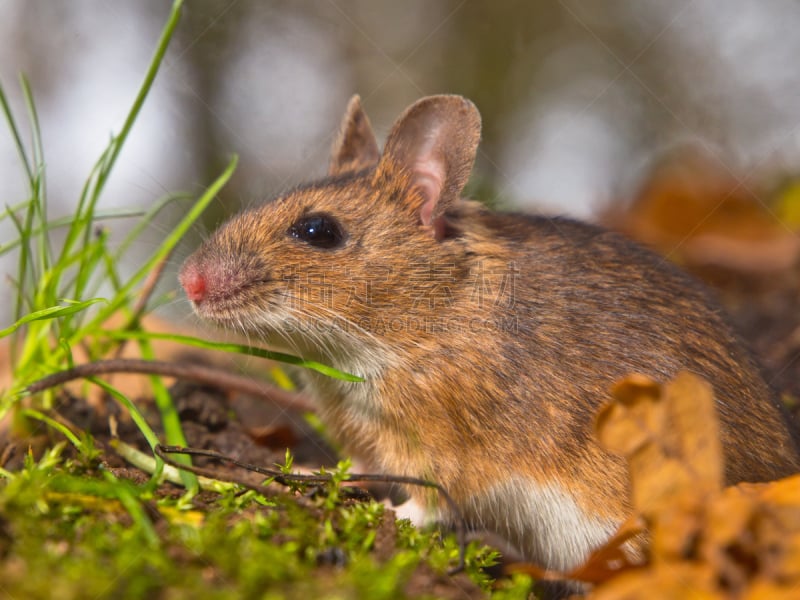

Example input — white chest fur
[462,477,618,571]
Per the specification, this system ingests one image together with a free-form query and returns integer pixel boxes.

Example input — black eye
[288,213,345,249]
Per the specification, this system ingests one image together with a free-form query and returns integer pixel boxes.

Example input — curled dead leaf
[519,372,800,598]
[588,562,721,600]
[589,374,800,598]
[596,375,663,457]
[661,372,723,492]
[595,372,723,522]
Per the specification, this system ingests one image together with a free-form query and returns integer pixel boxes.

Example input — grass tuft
[0,1,528,596]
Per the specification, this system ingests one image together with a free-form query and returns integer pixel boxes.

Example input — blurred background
[1,0,800,301]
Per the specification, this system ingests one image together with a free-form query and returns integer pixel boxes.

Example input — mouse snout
[179,249,270,309]
[179,261,208,303]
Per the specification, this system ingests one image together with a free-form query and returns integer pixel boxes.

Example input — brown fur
[180,95,800,571]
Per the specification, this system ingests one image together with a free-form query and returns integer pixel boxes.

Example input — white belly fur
[460,477,618,571]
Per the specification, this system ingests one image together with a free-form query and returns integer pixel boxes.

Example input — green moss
[0,447,532,599]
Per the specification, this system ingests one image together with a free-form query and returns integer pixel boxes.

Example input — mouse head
[180,95,481,357]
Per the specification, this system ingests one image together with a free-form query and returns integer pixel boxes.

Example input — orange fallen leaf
[596,372,723,524]
[511,372,800,598]
[588,373,800,598]
[604,150,800,274]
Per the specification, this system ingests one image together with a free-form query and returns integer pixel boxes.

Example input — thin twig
[112,256,170,361]
[150,444,280,498]
[132,257,169,320]
[155,444,468,573]
[24,358,317,413]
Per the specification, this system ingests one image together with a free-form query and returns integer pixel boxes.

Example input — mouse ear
[329,95,381,176]
[376,95,481,236]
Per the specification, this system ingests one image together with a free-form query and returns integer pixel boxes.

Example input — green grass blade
[0,299,106,338]
[20,75,52,275]
[100,469,159,547]
[5,204,34,315]
[0,207,156,256]
[81,155,237,332]
[88,378,161,456]
[57,0,184,298]
[137,338,197,492]
[20,409,85,452]
[50,229,113,334]
[100,0,184,188]
[106,330,365,382]
[111,439,234,493]
[111,192,193,263]
[0,81,34,186]
[57,152,105,271]
[90,378,167,491]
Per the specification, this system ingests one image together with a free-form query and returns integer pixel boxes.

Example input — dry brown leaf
[661,372,723,492]
[596,375,663,458]
[649,497,705,565]
[588,563,721,600]
[743,579,800,600]
[604,151,800,274]
[596,372,722,524]
[578,373,800,598]
[503,373,800,597]
[506,516,646,585]
[564,516,647,584]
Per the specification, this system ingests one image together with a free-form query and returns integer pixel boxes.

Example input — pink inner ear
[413,158,445,226]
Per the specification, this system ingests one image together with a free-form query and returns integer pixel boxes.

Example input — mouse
[179,94,800,573]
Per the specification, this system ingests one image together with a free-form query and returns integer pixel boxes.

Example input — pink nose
[179,265,207,303]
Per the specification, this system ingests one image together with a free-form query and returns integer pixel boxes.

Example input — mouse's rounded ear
[329,95,381,176]
[375,95,481,236]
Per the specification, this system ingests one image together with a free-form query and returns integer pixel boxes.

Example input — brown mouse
[179,94,800,572]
